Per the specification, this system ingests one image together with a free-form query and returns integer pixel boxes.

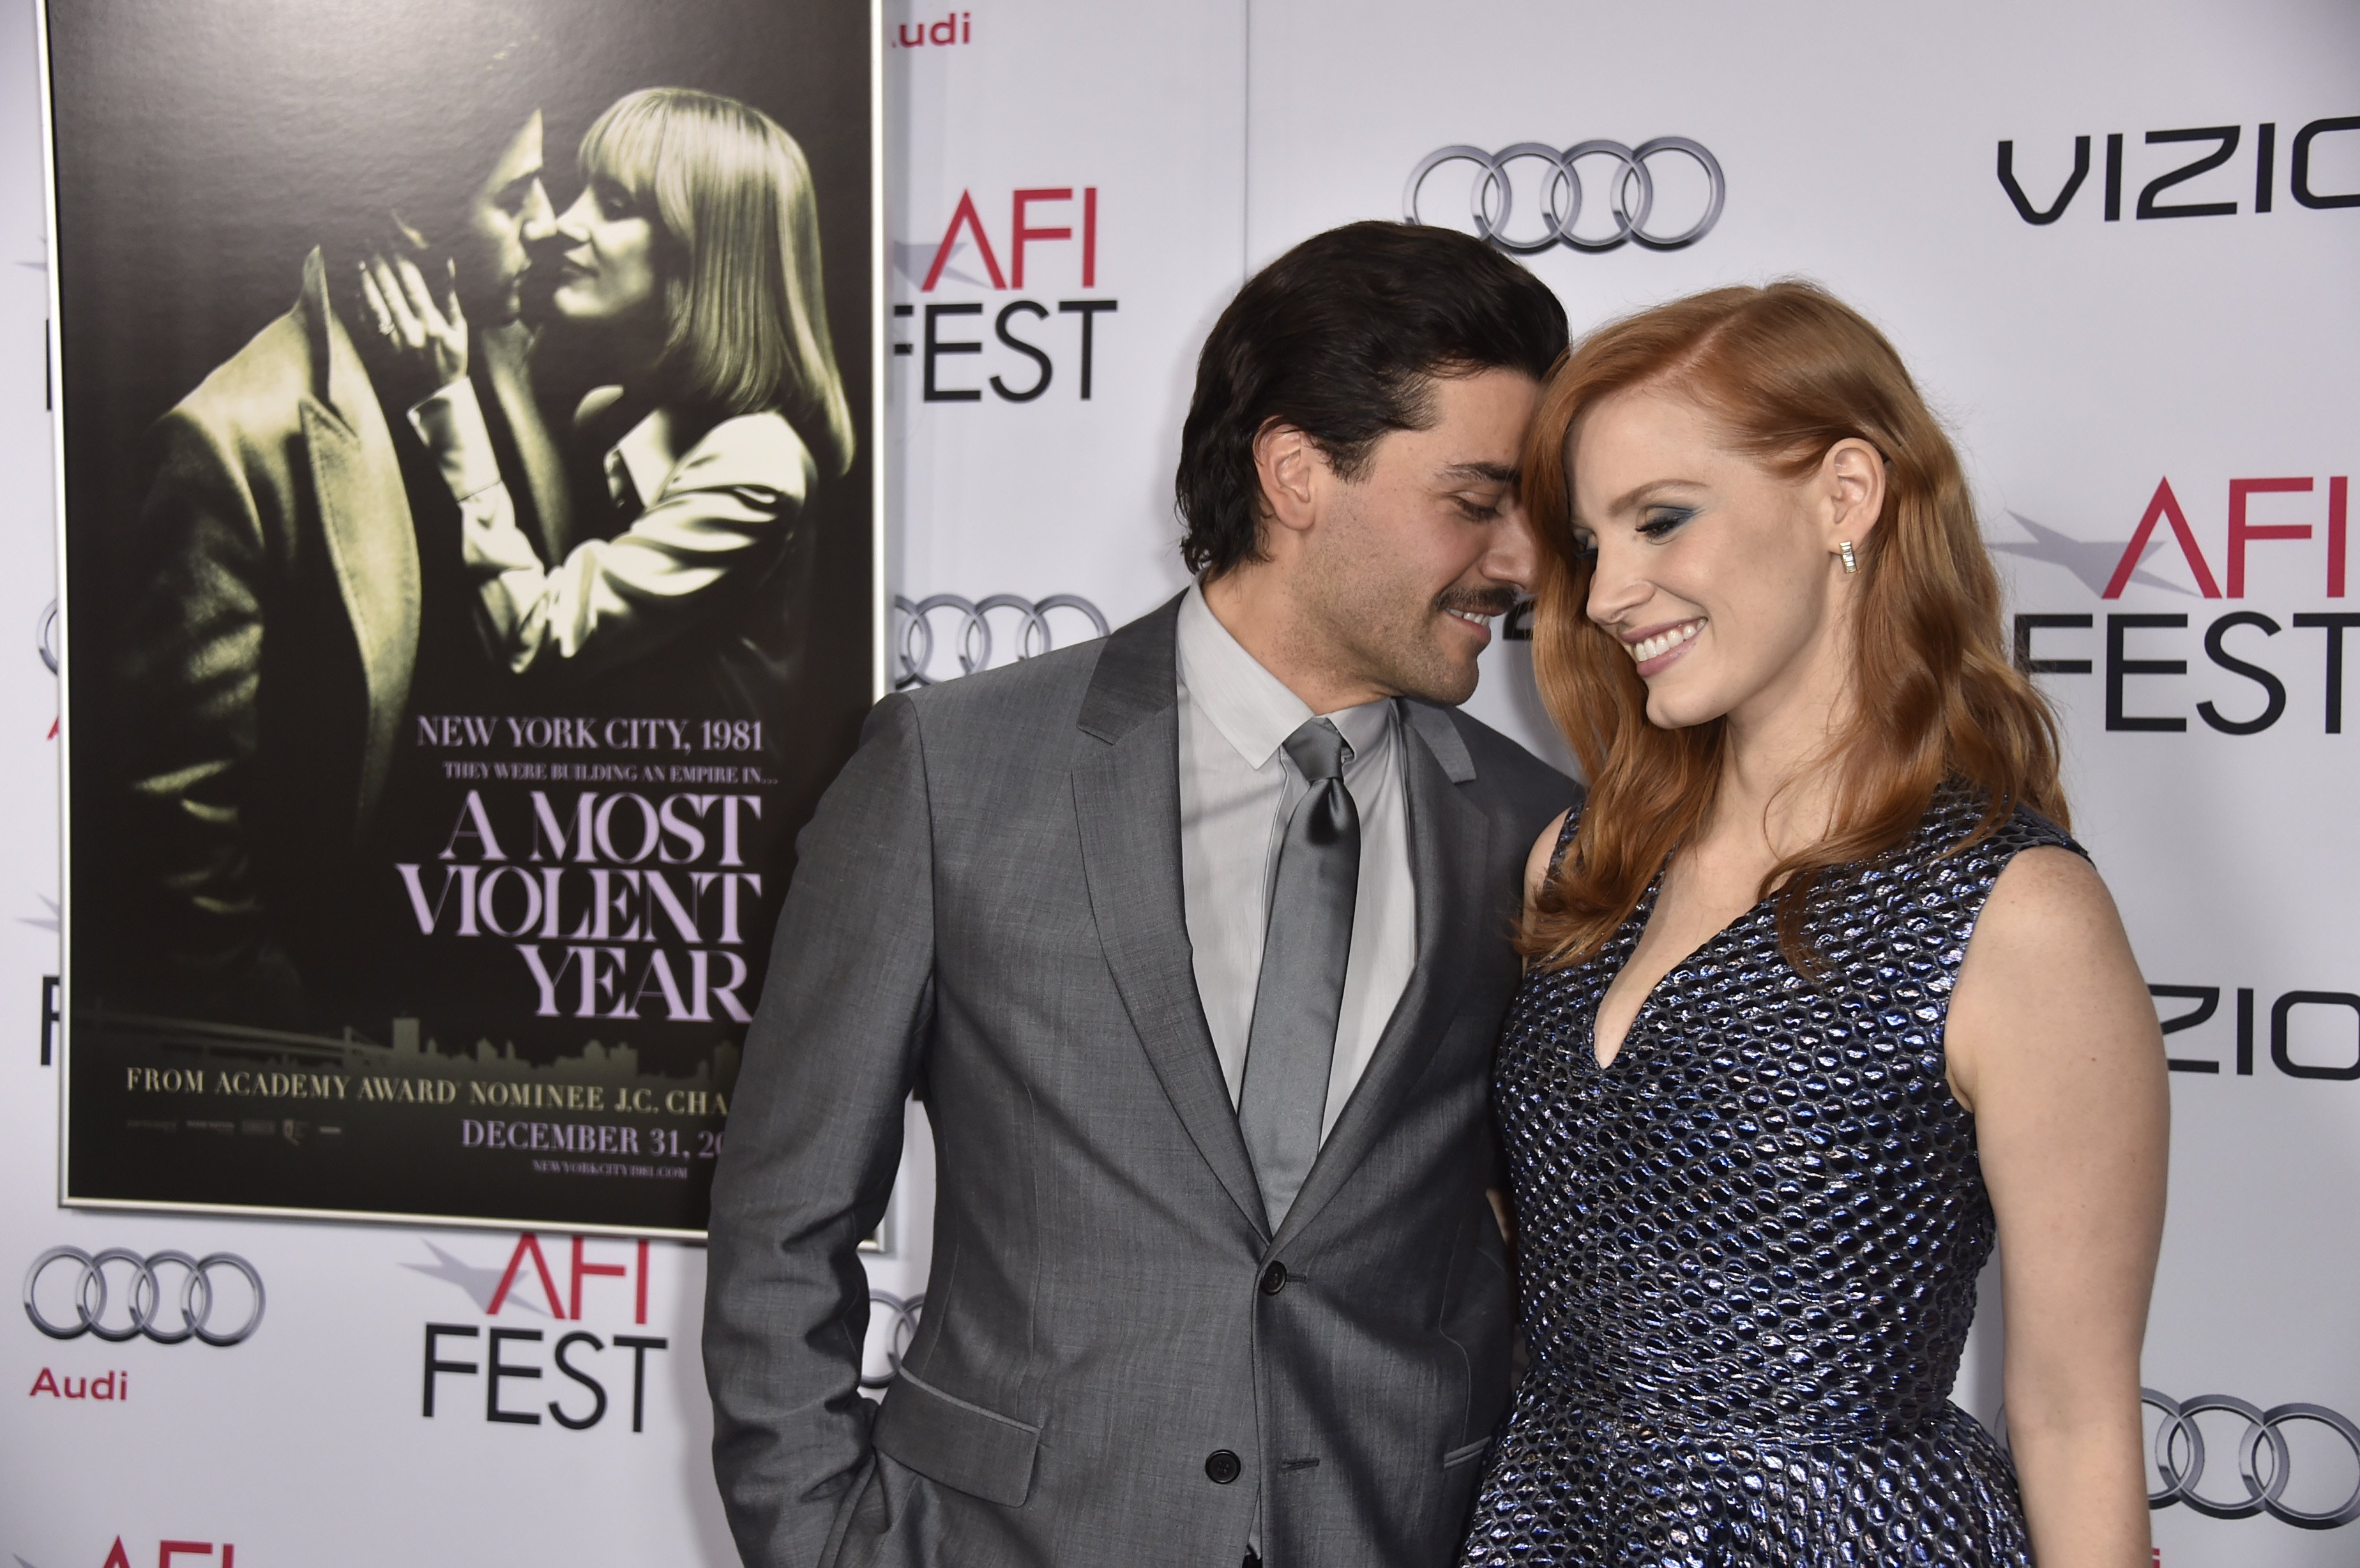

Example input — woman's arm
[1946,845,2168,1568]
[409,382,808,677]
[476,414,805,675]
[402,375,546,669]
[1523,807,1574,912]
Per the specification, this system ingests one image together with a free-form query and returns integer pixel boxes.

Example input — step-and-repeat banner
[6,0,2356,1562]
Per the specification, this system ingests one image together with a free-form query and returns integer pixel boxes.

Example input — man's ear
[1252,419,1324,544]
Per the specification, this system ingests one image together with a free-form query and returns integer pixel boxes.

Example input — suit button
[1205,1449,1243,1484]
[1259,1261,1288,1296]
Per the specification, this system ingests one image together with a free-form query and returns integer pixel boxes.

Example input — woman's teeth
[1628,621,1702,662]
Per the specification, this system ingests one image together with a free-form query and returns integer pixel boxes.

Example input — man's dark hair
[1174,221,1570,578]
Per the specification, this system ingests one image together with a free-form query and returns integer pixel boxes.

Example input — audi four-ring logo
[23,1247,266,1346]
[893,593,1110,689]
[1406,140,1725,254]
[861,1288,925,1389]
[2144,1387,2360,1529]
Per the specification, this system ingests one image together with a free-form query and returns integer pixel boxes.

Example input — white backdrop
[8,1,2359,1563]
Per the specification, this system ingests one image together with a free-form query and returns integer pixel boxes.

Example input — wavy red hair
[1522,281,2067,970]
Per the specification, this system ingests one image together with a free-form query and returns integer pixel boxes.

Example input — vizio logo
[1998,116,2359,225]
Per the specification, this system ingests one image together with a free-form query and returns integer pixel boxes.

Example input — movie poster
[45,0,879,1233]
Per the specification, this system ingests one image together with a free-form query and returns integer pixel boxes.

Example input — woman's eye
[1637,508,1695,540]
[1570,534,1599,562]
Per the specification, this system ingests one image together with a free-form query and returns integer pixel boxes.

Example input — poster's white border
[39,0,892,1247]
[35,0,68,1228]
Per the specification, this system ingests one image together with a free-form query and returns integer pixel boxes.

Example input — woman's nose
[1585,539,1651,627]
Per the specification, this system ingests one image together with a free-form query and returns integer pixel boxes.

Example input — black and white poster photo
[47,0,877,1232]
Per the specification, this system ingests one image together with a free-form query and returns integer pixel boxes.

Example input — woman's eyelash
[1638,508,1696,539]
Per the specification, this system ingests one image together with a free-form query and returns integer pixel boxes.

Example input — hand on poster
[361,248,469,398]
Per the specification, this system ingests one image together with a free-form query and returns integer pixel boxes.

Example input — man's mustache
[1436,587,1520,619]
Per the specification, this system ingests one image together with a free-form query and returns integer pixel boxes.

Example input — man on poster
[706,221,1575,1567]
[116,79,563,1028]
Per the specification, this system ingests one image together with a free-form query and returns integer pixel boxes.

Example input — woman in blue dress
[1463,283,2167,1567]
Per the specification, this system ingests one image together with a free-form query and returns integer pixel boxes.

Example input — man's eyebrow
[1441,461,1518,485]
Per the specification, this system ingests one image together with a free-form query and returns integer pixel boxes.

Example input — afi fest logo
[894,185,1117,403]
[2004,474,2354,736]
[414,1233,670,1433]
[1997,115,2359,225]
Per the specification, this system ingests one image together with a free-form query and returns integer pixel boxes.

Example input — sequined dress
[1462,791,2079,1567]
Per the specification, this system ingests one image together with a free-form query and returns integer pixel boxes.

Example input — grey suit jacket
[706,595,1576,1568]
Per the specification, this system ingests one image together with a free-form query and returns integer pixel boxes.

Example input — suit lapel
[1271,703,1489,1253]
[294,251,420,829]
[1073,596,1271,1237]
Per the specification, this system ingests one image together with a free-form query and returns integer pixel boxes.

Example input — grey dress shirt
[1175,584,1416,1139]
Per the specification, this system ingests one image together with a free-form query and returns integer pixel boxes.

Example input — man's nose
[521,181,558,245]
[1486,500,1541,596]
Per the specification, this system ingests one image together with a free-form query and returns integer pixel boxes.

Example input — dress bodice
[1464,788,2080,1566]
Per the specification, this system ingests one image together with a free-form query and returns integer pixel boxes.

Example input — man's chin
[1393,651,1480,709]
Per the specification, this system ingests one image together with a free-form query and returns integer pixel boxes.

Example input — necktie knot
[1282,717,1350,785]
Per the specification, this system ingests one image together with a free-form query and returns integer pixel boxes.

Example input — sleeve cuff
[407,377,504,501]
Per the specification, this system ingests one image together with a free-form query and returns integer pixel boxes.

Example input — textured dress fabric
[1463,790,2082,1567]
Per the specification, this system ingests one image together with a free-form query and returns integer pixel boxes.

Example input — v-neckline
[1587,872,1777,1072]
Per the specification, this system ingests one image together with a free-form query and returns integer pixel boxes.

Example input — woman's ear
[1821,437,1887,547]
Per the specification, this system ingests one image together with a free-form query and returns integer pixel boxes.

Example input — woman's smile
[1621,616,1705,675]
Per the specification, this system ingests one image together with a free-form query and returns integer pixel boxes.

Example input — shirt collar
[605,406,685,514]
[1176,584,1393,770]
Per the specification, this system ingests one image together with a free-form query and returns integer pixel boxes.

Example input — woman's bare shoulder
[1973,844,2117,958]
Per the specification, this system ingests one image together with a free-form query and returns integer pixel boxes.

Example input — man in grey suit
[706,221,1575,1568]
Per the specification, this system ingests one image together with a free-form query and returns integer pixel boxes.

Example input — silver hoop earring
[1837,540,1859,575]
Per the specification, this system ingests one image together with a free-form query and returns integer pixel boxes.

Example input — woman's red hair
[1522,280,2068,970]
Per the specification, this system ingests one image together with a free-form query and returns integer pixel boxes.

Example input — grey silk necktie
[1239,717,1360,1229]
